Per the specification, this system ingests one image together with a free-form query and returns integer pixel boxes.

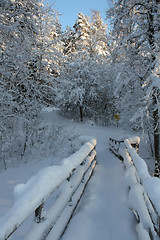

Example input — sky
[50,0,111,29]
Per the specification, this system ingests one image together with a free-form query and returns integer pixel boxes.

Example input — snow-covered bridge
[0,122,160,240]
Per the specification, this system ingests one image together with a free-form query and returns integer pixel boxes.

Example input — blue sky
[51,0,110,29]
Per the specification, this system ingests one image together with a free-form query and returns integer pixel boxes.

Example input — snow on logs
[109,136,160,240]
[0,138,97,240]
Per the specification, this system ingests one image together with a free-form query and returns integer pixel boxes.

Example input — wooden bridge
[0,138,97,240]
[0,135,160,240]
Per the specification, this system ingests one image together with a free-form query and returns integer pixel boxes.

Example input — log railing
[109,136,160,240]
[0,138,97,240]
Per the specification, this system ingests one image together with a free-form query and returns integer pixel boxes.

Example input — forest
[0,0,160,172]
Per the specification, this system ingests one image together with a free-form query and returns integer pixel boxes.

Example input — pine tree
[62,26,76,55]
[72,11,109,58]
[73,12,91,57]
[90,10,109,57]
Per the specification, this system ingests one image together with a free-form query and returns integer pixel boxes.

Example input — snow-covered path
[48,124,139,240]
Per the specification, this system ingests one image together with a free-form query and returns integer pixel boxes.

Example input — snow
[116,136,160,239]
[0,109,155,240]
[129,184,154,232]
[151,53,160,88]
[136,223,150,240]
[123,138,160,220]
[125,165,138,187]
[124,139,150,180]
[144,177,160,215]
[0,135,96,240]
[0,166,66,239]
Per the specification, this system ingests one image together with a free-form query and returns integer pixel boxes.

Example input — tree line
[0,0,160,172]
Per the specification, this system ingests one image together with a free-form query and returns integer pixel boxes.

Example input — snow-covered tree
[62,26,76,55]
[0,0,63,167]
[40,6,64,75]
[106,0,160,170]
[57,53,113,124]
[0,0,54,167]
[72,11,109,58]
[73,12,91,54]
[90,10,109,57]
[57,11,113,124]
[35,3,65,104]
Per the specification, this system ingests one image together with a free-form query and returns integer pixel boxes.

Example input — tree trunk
[79,106,83,122]
[147,4,160,176]
[153,89,160,177]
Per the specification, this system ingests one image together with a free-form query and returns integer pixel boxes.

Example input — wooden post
[35,202,44,223]
[157,216,160,238]
[131,143,139,153]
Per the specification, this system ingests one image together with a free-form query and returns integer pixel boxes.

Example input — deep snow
[0,109,139,240]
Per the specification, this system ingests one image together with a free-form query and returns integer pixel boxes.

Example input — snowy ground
[0,109,140,239]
